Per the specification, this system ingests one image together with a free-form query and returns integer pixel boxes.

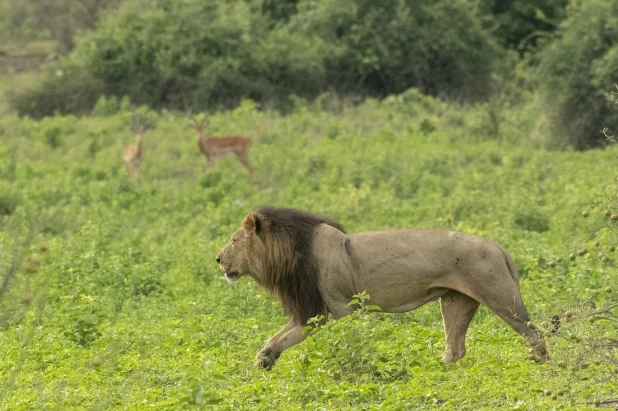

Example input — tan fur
[123,114,154,182]
[242,212,292,288]
[220,207,344,326]
[217,207,549,370]
[122,133,143,182]
[189,118,255,181]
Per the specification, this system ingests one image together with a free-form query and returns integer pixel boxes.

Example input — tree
[32,0,124,54]
[478,0,568,56]
[535,0,618,149]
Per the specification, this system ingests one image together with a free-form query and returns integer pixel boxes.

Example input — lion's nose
[216,257,221,264]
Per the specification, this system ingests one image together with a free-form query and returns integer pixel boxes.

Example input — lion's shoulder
[311,223,351,259]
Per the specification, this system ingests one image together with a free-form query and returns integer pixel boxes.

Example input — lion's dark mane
[249,206,345,325]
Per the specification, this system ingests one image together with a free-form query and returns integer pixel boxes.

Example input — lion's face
[216,228,251,282]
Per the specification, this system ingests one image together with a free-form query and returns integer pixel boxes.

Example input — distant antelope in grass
[123,113,155,182]
[187,114,255,182]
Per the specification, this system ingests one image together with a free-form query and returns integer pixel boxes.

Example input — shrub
[13,0,504,116]
[514,209,550,232]
[76,0,275,111]
[12,65,104,119]
[91,95,133,117]
[291,0,503,101]
[0,190,18,216]
[478,0,568,54]
[534,0,618,149]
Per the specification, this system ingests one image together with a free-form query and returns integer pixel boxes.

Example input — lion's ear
[243,212,264,234]
[243,211,271,235]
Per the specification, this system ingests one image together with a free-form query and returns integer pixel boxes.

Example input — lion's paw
[255,349,277,370]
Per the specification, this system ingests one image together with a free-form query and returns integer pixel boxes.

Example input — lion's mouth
[225,271,240,281]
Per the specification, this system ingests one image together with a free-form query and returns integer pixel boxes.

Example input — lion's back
[348,229,506,274]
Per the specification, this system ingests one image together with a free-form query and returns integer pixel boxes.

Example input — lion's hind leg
[440,290,480,363]
[472,281,549,362]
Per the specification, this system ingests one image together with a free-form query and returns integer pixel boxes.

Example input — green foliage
[0,91,617,409]
[262,0,298,25]
[534,0,618,149]
[0,190,17,216]
[73,0,274,110]
[297,0,502,101]
[478,0,568,54]
[0,0,124,53]
[13,0,503,117]
[0,2,44,45]
[514,208,550,233]
[130,105,156,135]
[419,118,436,135]
[11,65,103,119]
[91,95,133,117]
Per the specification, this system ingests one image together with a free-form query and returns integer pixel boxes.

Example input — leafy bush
[91,95,133,117]
[12,65,103,119]
[295,0,502,101]
[478,0,568,54]
[514,208,550,232]
[534,0,618,149]
[0,190,17,216]
[2,87,617,409]
[13,0,503,117]
[74,0,275,110]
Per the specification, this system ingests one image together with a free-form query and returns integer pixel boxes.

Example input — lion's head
[216,206,345,324]
[216,227,251,282]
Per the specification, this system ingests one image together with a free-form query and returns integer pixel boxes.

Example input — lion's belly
[347,229,497,311]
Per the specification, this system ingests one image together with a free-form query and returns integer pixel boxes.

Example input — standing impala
[122,114,155,182]
[187,115,255,182]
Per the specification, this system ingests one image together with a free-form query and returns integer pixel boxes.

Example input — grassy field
[0,92,617,409]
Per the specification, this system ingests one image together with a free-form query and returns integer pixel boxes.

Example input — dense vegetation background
[1,0,618,149]
[0,0,617,409]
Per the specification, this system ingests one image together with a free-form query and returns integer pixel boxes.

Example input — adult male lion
[216,206,549,370]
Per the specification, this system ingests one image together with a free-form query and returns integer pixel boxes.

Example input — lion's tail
[499,246,520,290]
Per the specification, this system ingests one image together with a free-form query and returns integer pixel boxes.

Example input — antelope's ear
[242,211,268,234]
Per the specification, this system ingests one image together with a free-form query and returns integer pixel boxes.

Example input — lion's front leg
[255,318,307,370]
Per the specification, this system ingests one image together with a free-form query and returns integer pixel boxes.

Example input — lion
[216,206,549,370]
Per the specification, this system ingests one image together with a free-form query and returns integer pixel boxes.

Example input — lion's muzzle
[224,271,240,281]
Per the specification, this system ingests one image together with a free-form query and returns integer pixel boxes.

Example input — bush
[478,0,568,54]
[91,95,133,117]
[76,0,275,111]
[294,0,503,101]
[514,209,550,232]
[12,65,103,119]
[13,0,504,117]
[0,191,18,216]
[534,0,618,149]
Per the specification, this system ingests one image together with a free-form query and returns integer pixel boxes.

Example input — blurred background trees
[0,0,122,53]
[2,0,618,149]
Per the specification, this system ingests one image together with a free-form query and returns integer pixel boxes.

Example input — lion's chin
[224,272,241,282]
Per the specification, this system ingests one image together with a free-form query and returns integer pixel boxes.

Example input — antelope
[123,114,155,182]
[187,115,255,182]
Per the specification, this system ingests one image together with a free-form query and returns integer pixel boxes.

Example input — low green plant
[0,91,616,409]
[0,190,17,216]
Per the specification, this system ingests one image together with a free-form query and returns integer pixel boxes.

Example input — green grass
[0,94,616,409]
